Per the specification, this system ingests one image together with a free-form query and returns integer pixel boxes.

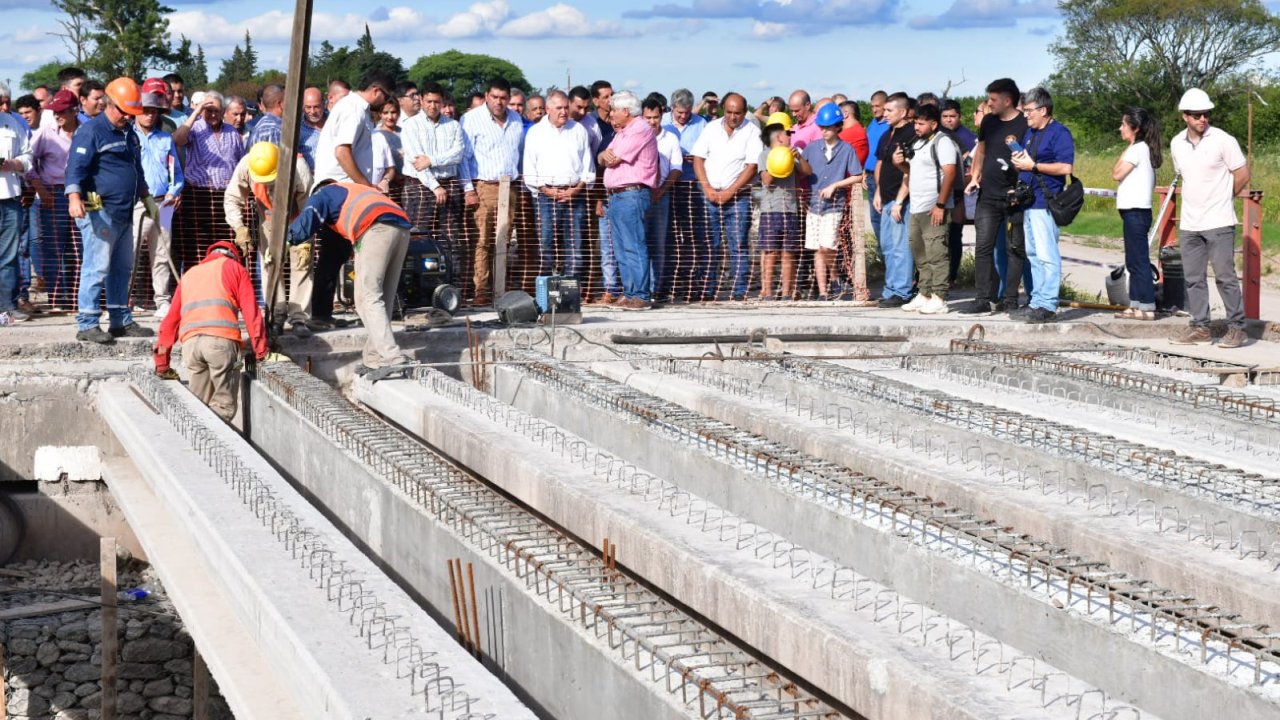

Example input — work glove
[85,192,104,212]
[157,368,179,380]
[290,242,312,268]
[262,352,289,363]
[233,226,252,254]
[142,196,160,221]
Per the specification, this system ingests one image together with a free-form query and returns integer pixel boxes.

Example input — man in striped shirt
[401,81,465,246]
[460,77,524,305]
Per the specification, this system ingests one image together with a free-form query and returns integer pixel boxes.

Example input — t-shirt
[838,123,870,166]
[875,124,916,204]
[977,112,1028,201]
[907,132,959,214]
[1018,120,1075,210]
[864,118,889,172]
[802,140,863,215]
[758,148,798,214]
[1170,126,1247,232]
[1116,141,1155,210]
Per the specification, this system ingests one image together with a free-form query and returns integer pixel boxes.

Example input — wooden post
[494,177,512,299]
[1242,190,1264,320]
[192,650,210,720]
[100,538,118,720]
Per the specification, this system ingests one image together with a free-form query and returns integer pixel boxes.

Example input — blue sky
[1,0,1067,99]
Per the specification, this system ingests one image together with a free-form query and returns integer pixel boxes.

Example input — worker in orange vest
[287,180,412,374]
[224,141,314,337]
[153,241,268,421]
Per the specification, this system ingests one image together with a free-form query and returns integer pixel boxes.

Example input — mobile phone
[1005,137,1024,154]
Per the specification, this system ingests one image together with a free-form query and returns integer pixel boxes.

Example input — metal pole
[264,0,315,340]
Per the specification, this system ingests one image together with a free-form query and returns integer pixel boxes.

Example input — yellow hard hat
[247,142,280,184]
[765,111,793,131]
[766,146,795,179]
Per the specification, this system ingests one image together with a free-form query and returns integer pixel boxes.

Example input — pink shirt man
[603,113,658,189]
[790,115,821,150]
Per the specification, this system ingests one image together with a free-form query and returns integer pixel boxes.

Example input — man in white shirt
[0,87,34,322]
[1168,88,1250,349]
[898,103,958,315]
[460,78,524,304]
[313,71,394,188]
[690,93,762,301]
[643,96,683,302]
[401,81,466,247]
[522,90,594,279]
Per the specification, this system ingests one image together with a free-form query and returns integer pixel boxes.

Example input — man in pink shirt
[788,90,821,150]
[598,90,658,310]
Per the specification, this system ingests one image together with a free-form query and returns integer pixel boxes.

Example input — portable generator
[340,233,460,314]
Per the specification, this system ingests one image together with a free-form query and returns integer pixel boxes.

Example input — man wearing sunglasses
[1168,88,1250,349]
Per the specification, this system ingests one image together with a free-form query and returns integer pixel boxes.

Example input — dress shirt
[314,92,374,187]
[655,128,683,182]
[246,113,320,170]
[184,118,245,189]
[0,112,33,200]
[27,122,71,187]
[522,118,594,192]
[603,117,658,190]
[689,117,763,190]
[460,105,524,191]
[399,112,465,190]
[134,126,184,198]
[662,114,706,176]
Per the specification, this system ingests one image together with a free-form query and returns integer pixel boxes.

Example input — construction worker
[153,241,268,422]
[286,180,412,374]
[223,141,314,337]
[65,77,159,343]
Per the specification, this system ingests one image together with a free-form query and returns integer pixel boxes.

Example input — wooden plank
[100,537,118,720]
[493,176,512,298]
[193,650,210,720]
[0,598,99,621]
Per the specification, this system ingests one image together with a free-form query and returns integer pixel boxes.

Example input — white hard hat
[1178,88,1214,112]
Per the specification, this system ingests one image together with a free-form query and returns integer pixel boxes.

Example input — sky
[0,0,1069,99]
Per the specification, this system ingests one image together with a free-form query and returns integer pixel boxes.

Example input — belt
[607,183,648,196]
[475,179,502,186]
[543,184,573,189]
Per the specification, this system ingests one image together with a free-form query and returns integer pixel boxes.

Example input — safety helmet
[247,141,280,184]
[1177,88,1214,112]
[765,146,795,179]
[815,103,843,128]
[206,240,243,264]
[765,111,793,131]
[105,77,144,116]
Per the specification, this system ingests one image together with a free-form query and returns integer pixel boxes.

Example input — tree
[171,35,209,87]
[51,0,175,78]
[216,31,258,89]
[21,62,66,93]
[408,50,532,102]
[1049,0,1280,142]
[308,40,359,87]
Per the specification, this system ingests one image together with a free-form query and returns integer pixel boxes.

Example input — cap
[48,89,78,113]
[140,77,169,108]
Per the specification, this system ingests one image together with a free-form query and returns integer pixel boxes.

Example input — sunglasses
[1185,111,1211,119]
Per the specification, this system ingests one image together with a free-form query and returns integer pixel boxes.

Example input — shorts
[804,211,842,250]
[757,211,801,253]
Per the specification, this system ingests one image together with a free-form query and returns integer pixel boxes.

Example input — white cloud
[498,3,620,37]
[438,0,510,38]
[623,79,641,89]
[750,79,771,90]
[750,20,796,38]
[9,26,46,44]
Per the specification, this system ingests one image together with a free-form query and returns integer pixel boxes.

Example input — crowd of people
[0,67,1255,379]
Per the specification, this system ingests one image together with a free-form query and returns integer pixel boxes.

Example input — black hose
[609,333,909,345]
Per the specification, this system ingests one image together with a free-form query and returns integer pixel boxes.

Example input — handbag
[1034,173,1084,227]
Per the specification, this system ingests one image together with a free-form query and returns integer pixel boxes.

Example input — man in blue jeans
[872,93,917,307]
[521,90,593,280]
[864,90,889,249]
[599,91,659,310]
[65,77,158,343]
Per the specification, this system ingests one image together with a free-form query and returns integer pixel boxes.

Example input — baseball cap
[48,89,78,113]
[140,77,169,108]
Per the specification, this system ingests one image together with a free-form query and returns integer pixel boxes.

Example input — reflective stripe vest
[251,179,301,228]
[177,256,243,346]
[328,182,409,243]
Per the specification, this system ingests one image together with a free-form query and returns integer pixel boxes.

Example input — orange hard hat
[105,77,144,116]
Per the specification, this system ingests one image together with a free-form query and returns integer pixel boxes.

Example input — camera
[1006,181,1035,210]
[897,141,916,161]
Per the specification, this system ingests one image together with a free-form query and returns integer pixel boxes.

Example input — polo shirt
[1170,126,1246,232]
[690,117,764,190]
[838,123,869,166]
[790,115,820,150]
[864,118,889,172]
[1018,119,1075,210]
[663,113,706,176]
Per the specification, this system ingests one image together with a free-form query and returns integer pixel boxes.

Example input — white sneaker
[919,295,950,315]
[154,302,170,320]
[902,294,929,312]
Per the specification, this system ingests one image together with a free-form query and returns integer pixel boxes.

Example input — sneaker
[77,327,115,344]
[1217,327,1248,349]
[919,295,950,315]
[154,301,171,321]
[6,308,30,323]
[902,293,930,312]
[619,297,652,311]
[957,300,996,315]
[877,295,910,309]
[595,292,620,306]
[291,322,313,339]
[109,322,155,338]
[1169,325,1211,345]
[1024,307,1056,324]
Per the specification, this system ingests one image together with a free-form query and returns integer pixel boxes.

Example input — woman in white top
[371,100,402,195]
[1111,107,1162,320]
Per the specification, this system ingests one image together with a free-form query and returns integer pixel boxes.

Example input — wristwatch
[935,202,946,209]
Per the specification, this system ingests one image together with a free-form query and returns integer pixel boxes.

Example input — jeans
[75,209,136,331]
[975,199,1032,304]
[878,201,913,300]
[1023,209,1061,311]
[646,193,671,297]
[607,189,652,300]
[17,201,38,303]
[1180,226,1245,329]
[36,186,78,306]
[866,174,883,245]
[671,182,708,301]
[0,199,20,312]
[598,214,621,296]
[702,193,752,299]
[535,194,585,279]
[1120,208,1155,310]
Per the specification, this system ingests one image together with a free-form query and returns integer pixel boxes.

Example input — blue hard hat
[815,103,844,128]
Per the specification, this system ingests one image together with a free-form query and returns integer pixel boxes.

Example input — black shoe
[1024,307,1057,324]
[877,295,909,308]
[291,323,313,339]
[957,300,996,315]
[109,322,154,338]
[77,327,115,344]
[995,299,1019,313]
[306,317,335,331]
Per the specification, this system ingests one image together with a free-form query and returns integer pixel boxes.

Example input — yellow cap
[765,146,795,179]
[765,111,793,131]
[247,142,280,184]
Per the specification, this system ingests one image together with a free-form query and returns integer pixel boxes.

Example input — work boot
[1217,327,1248,349]
[1169,325,1211,346]
[77,327,115,344]
[957,300,996,315]
[110,322,155,338]
[305,317,334,331]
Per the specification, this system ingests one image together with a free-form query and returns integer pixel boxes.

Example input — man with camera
[1009,87,1074,324]
[872,93,917,307]
[960,78,1028,315]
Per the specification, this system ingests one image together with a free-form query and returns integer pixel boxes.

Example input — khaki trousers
[132,201,174,304]
[468,182,514,298]
[184,334,242,422]
[259,218,313,324]
[355,223,410,368]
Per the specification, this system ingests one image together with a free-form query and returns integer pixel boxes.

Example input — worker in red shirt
[153,240,268,421]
